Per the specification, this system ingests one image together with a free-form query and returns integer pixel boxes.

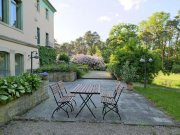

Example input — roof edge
[43,0,57,13]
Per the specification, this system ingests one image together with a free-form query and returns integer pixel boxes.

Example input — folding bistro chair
[57,81,77,106]
[101,85,124,120]
[49,83,74,118]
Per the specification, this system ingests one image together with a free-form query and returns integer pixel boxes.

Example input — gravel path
[82,71,113,79]
[1,120,180,135]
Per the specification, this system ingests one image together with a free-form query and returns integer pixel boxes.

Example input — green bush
[58,53,70,63]
[108,46,161,83]
[172,64,180,73]
[119,61,138,83]
[35,63,88,78]
[0,73,41,104]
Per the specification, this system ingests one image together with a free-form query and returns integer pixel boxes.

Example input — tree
[108,23,139,51]
[74,37,87,54]
[84,31,102,55]
[139,12,170,68]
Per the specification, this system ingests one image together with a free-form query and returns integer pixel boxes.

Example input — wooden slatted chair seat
[101,97,116,104]
[101,92,114,98]
[58,96,73,103]
[66,93,76,97]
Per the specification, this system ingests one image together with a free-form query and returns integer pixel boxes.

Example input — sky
[49,0,180,43]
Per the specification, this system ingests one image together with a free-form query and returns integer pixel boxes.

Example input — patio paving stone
[20,79,175,126]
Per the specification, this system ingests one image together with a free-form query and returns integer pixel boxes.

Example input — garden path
[82,71,113,79]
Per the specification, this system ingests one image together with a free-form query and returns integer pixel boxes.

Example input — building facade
[0,0,56,77]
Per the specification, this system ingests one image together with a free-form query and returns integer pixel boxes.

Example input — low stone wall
[0,80,49,125]
[48,72,77,82]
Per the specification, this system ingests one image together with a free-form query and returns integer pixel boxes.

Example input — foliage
[0,73,41,104]
[108,23,140,51]
[108,45,161,83]
[119,61,138,83]
[72,54,105,70]
[35,63,88,78]
[55,31,105,56]
[58,53,70,63]
[152,71,180,88]
[38,46,56,66]
[172,64,180,73]
[139,11,180,69]
[135,85,180,121]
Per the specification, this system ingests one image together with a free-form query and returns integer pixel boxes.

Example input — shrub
[0,73,41,104]
[72,54,105,70]
[58,53,70,63]
[172,64,180,73]
[119,61,138,83]
[108,46,161,83]
[35,63,88,78]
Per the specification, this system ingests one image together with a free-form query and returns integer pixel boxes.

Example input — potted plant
[120,61,138,90]
[39,72,49,80]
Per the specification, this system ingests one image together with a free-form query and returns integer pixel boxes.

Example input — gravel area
[1,120,180,135]
[82,71,113,79]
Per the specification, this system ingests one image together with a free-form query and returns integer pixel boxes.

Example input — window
[37,27,40,44]
[10,0,22,29]
[36,0,40,11]
[0,0,2,21]
[15,53,24,75]
[46,33,49,46]
[0,52,10,77]
[45,8,48,19]
[0,0,7,23]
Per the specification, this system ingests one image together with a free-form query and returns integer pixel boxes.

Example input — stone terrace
[20,79,174,126]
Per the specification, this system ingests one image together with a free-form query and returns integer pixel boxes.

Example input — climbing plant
[38,46,57,66]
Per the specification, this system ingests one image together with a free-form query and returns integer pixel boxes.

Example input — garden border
[0,80,49,125]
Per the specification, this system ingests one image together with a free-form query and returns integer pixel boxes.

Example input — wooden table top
[71,84,100,94]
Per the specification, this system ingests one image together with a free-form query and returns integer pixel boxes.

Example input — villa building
[0,0,56,77]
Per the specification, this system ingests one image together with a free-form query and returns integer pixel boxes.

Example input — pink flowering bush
[72,54,105,70]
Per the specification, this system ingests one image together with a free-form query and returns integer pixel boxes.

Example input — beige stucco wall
[0,0,55,76]
[0,39,39,76]
[0,0,54,46]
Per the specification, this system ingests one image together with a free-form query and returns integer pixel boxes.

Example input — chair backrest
[113,82,122,98]
[114,85,124,104]
[57,81,67,96]
[49,83,62,105]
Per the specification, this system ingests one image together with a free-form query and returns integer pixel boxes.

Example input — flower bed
[0,74,49,125]
[35,63,88,81]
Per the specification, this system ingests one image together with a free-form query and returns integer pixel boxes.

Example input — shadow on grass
[133,82,180,91]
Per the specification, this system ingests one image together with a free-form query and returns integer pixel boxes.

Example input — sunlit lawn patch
[152,71,180,88]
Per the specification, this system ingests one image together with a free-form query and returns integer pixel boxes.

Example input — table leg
[79,95,97,108]
[89,98,97,108]
[75,94,96,118]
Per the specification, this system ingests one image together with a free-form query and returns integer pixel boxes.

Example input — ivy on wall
[38,46,56,66]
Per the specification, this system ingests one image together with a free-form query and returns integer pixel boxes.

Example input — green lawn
[135,85,180,121]
[152,71,180,88]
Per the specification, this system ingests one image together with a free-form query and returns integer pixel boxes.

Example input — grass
[152,71,180,88]
[134,84,180,121]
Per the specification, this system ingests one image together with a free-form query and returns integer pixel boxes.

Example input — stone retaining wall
[0,80,49,125]
[48,72,77,82]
